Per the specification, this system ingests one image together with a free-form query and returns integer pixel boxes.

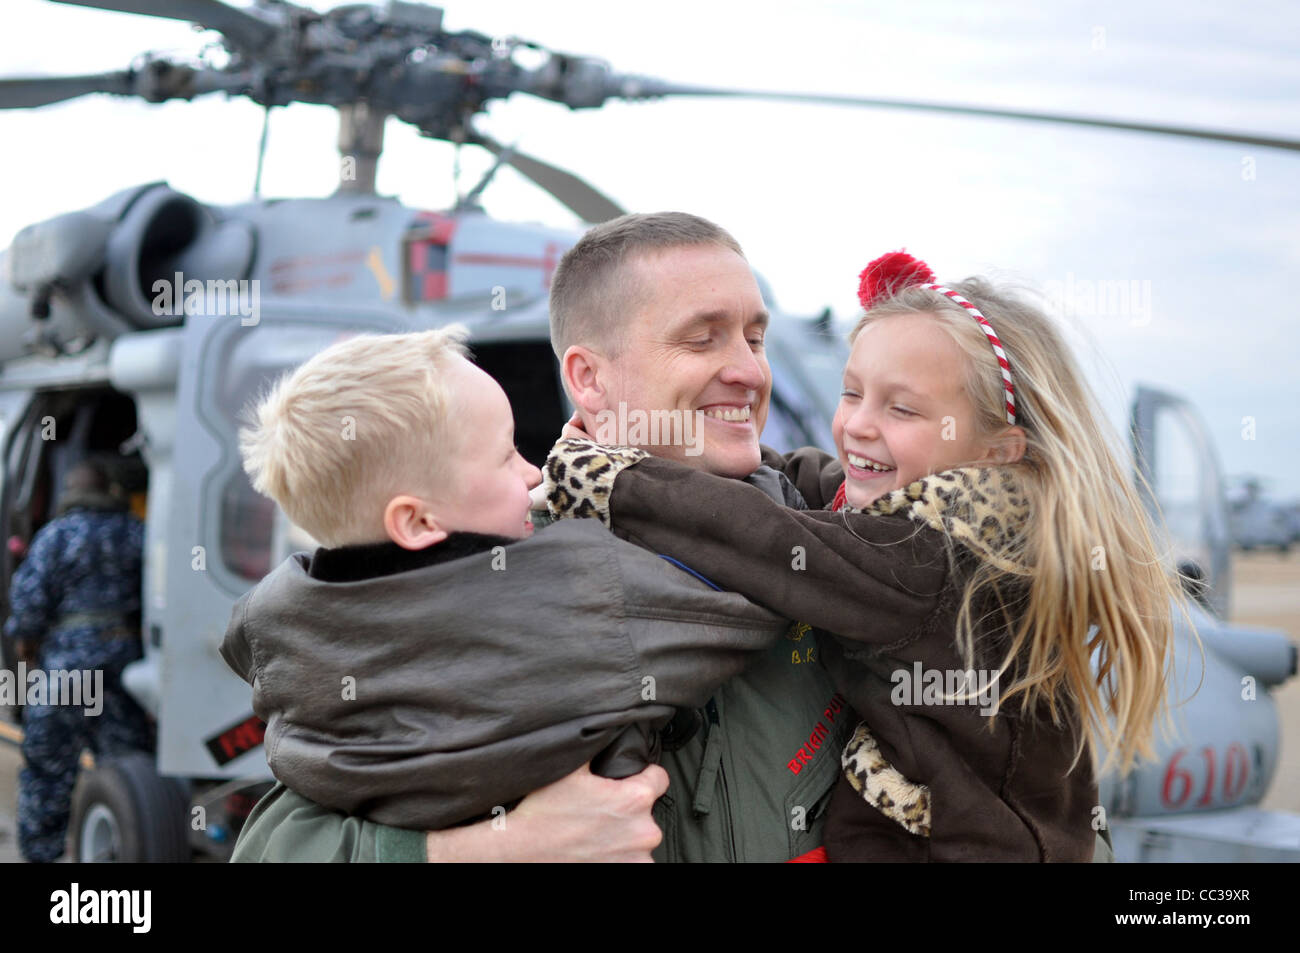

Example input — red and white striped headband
[857,251,1016,425]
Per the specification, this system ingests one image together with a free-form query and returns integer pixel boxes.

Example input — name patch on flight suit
[787,692,848,775]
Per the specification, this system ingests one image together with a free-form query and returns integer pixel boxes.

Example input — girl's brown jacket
[545,440,1100,862]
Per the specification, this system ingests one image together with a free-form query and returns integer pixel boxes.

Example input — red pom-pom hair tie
[856,250,1016,426]
[857,251,935,310]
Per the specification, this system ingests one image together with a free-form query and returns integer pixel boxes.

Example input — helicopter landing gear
[71,752,190,862]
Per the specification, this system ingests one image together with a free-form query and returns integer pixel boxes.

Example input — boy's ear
[560,345,611,421]
[383,495,449,550]
[982,426,1027,465]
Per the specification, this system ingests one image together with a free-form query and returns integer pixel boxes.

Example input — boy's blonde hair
[854,281,1186,778]
[240,326,469,547]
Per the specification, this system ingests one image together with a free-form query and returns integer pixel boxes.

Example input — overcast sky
[2,0,1298,501]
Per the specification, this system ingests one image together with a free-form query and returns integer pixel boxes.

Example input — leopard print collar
[841,467,1030,572]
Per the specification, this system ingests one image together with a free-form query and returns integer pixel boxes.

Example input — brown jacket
[544,440,1099,862]
[220,520,791,830]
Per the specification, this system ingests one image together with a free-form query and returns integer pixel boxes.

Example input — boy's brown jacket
[545,441,1100,862]
[220,518,792,831]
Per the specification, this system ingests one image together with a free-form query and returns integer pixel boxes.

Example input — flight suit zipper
[690,698,736,862]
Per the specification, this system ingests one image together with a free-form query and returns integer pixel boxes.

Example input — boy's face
[435,358,542,539]
[832,313,994,509]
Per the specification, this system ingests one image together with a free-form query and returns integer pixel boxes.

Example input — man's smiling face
[602,244,771,478]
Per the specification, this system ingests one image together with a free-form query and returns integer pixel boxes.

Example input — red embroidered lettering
[785,697,849,771]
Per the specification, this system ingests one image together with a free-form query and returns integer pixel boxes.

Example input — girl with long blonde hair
[544,250,1188,861]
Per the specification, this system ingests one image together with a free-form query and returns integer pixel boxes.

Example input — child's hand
[543,438,650,527]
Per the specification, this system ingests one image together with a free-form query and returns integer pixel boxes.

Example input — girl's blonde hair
[240,326,469,548]
[854,280,1184,777]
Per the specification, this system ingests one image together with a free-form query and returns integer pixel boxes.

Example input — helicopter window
[220,481,277,582]
[1148,405,1217,578]
[213,326,359,584]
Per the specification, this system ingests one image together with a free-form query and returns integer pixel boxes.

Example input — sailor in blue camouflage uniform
[3,459,153,862]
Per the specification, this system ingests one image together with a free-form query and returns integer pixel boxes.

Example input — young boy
[220,327,791,839]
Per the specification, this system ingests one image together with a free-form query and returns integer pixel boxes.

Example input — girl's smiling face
[832,312,1013,509]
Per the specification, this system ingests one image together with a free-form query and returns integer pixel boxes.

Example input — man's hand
[425,762,669,862]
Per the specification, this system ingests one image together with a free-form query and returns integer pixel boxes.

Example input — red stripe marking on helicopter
[269,250,367,272]
[456,242,565,286]
[271,273,354,295]
[454,253,553,268]
[423,272,447,299]
[413,212,456,244]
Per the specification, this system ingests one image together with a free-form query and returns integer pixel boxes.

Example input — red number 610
[1160,744,1250,809]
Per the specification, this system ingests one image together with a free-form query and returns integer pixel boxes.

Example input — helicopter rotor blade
[0,65,252,110]
[468,131,626,224]
[50,0,278,52]
[0,71,134,108]
[619,80,1300,153]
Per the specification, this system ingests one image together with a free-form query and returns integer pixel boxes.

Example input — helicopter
[1229,478,1296,554]
[0,0,1297,863]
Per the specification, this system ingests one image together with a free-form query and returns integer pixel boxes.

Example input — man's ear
[383,495,449,550]
[982,426,1027,465]
[560,345,612,420]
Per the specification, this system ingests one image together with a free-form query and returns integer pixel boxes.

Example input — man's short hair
[240,327,468,547]
[549,211,745,360]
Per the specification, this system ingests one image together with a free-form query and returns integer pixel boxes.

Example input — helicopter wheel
[71,752,190,862]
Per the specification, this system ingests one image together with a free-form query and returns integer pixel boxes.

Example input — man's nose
[718,336,766,389]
